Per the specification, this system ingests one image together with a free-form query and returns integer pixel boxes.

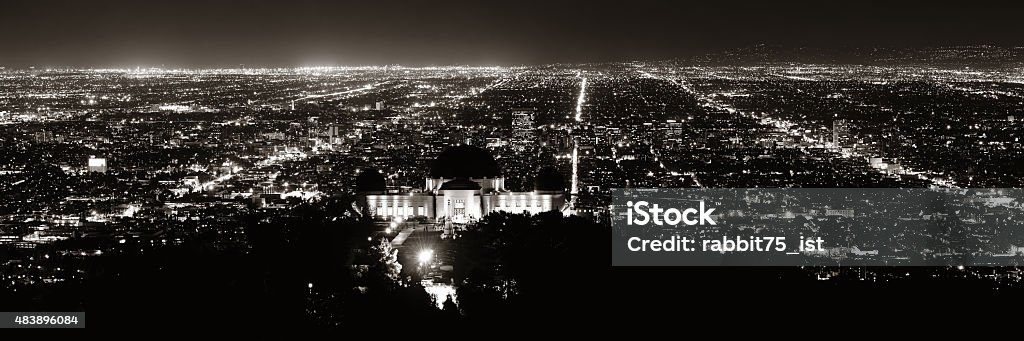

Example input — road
[569,72,587,211]
[637,68,957,188]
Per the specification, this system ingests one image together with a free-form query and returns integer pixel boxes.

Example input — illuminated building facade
[511,108,535,151]
[356,145,567,223]
[833,119,851,147]
[88,157,108,173]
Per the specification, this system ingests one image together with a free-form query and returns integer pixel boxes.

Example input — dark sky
[2,0,1023,67]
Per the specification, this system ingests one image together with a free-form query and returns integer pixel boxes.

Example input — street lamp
[417,249,434,266]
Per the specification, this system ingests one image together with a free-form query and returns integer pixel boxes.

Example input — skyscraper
[832,119,850,147]
[511,108,536,151]
[663,119,684,149]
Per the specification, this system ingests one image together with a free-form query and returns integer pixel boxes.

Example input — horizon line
[5,44,1024,70]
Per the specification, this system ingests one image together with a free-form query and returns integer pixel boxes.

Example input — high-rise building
[664,120,684,139]
[326,125,341,138]
[662,119,684,149]
[34,130,54,143]
[511,108,536,150]
[832,119,850,147]
[593,125,607,145]
[323,124,344,145]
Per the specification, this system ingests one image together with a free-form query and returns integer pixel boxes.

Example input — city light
[574,72,587,122]
[417,249,434,265]
[2,41,1023,326]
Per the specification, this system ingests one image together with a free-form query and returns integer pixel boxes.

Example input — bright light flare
[417,249,434,265]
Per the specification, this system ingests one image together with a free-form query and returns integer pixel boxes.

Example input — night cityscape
[3,0,1024,331]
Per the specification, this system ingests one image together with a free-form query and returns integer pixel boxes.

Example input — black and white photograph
[2,0,1024,331]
